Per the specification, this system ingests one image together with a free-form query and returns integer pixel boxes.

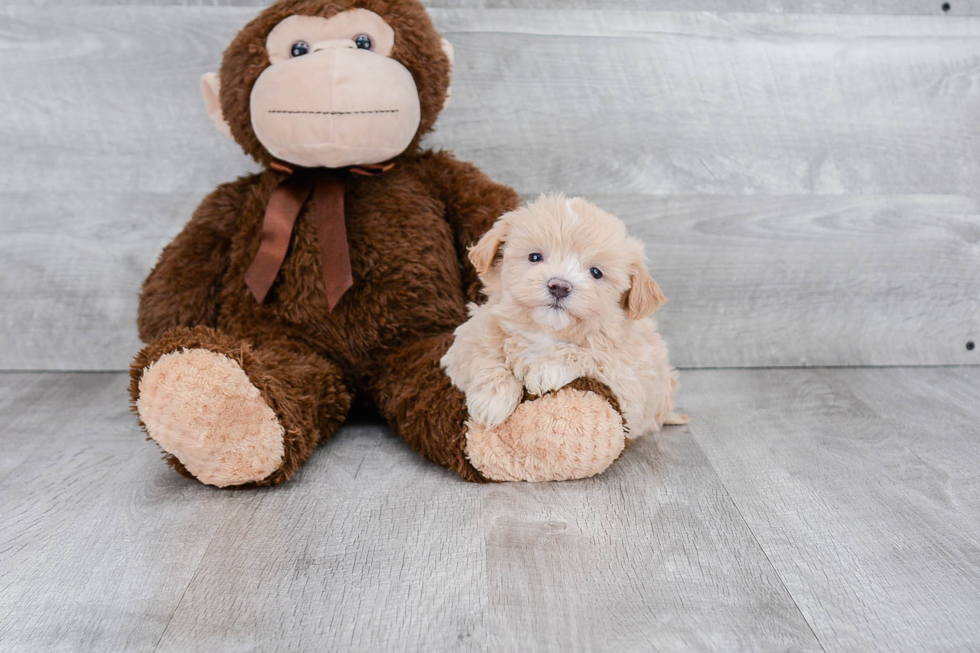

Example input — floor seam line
[689,431,829,652]
[150,509,229,653]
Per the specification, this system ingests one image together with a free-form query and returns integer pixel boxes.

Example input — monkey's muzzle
[250,47,422,169]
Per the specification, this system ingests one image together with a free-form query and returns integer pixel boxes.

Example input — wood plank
[4,192,977,371]
[480,432,821,652]
[612,193,980,368]
[0,7,258,198]
[151,421,495,652]
[2,7,979,370]
[150,419,820,651]
[8,0,979,17]
[0,192,204,372]
[0,373,820,651]
[434,0,978,13]
[0,372,241,653]
[431,9,980,197]
[683,367,980,652]
[6,369,980,650]
[2,8,979,197]
[0,373,118,476]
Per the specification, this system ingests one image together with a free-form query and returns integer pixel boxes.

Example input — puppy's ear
[625,261,667,320]
[469,219,509,276]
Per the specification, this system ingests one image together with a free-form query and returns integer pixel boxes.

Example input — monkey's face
[203,0,454,169]
[251,10,421,168]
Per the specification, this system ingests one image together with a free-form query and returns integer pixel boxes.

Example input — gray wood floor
[2,367,979,652]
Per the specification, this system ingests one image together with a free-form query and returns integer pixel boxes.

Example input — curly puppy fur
[442,194,687,437]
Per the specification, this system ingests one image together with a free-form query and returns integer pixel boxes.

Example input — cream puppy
[441,194,687,436]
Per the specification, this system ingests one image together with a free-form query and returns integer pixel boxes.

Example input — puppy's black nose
[548,278,572,300]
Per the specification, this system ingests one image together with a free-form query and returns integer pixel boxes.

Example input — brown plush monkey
[129,0,628,487]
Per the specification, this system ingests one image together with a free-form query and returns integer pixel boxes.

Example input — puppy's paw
[664,411,690,426]
[523,361,580,396]
[466,376,524,428]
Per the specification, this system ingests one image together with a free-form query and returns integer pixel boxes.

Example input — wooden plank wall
[0,2,977,370]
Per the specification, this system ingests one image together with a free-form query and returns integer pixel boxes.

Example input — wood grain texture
[150,420,494,653]
[5,7,975,197]
[1,6,979,370]
[0,371,820,653]
[0,373,243,653]
[613,194,980,368]
[154,428,820,652]
[480,435,819,652]
[430,9,980,196]
[5,369,980,651]
[7,191,976,371]
[7,0,979,16]
[684,366,980,652]
[0,192,207,371]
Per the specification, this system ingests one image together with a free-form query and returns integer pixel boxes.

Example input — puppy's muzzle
[548,278,572,300]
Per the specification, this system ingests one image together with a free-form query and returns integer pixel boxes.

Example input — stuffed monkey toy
[129,0,628,487]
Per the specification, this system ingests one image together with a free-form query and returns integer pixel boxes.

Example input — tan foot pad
[465,384,625,482]
[136,348,285,487]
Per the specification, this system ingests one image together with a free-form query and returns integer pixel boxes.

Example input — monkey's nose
[548,278,572,300]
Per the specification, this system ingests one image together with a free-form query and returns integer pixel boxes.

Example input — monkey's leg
[368,333,627,483]
[464,378,628,482]
[129,326,352,487]
[368,333,486,482]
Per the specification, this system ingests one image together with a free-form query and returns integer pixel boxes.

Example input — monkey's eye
[529,253,543,263]
[291,41,310,57]
[353,34,373,50]
[590,267,603,279]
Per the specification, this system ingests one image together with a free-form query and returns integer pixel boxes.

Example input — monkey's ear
[469,219,508,277]
[625,261,667,320]
[441,38,455,109]
[200,72,234,140]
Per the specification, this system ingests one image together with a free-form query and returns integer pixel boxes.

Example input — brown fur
[130,326,352,486]
[130,0,623,486]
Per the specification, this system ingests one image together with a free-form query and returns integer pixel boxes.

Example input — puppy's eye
[353,34,373,50]
[590,267,603,279]
[291,41,310,57]
[529,253,543,263]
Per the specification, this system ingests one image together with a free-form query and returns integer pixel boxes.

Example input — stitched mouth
[268,109,400,116]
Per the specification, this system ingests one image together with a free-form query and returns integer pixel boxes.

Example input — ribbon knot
[243,163,392,311]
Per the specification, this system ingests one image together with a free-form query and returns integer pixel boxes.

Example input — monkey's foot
[135,348,285,488]
[464,378,626,482]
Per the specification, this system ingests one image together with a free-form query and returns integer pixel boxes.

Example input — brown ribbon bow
[244,162,393,311]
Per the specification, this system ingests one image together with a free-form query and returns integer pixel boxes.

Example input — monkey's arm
[137,182,242,342]
[420,151,521,303]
